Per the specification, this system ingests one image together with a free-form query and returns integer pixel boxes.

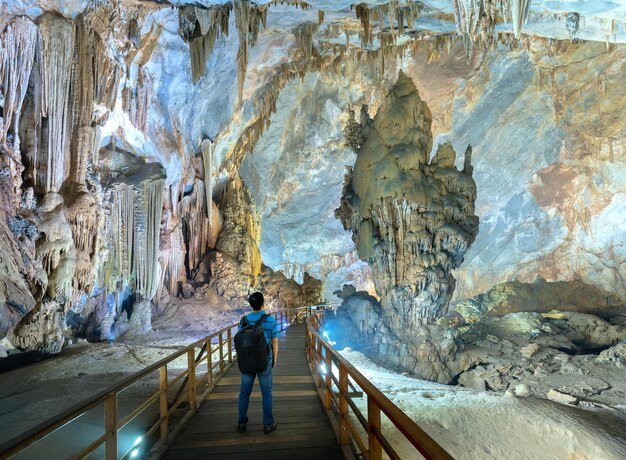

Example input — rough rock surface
[455,308,626,407]
[209,175,262,307]
[337,71,478,326]
[258,265,324,310]
[456,278,626,322]
[334,71,477,380]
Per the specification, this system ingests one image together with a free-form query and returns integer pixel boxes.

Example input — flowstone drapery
[337,71,479,380]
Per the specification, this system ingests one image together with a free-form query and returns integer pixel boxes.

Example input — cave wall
[441,41,626,302]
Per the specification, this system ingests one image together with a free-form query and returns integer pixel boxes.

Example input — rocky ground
[341,348,626,460]
[451,279,626,409]
[456,311,626,409]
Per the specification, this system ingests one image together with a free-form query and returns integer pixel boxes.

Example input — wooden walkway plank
[162,322,343,460]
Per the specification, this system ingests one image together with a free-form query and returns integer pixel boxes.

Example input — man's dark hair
[249,292,264,311]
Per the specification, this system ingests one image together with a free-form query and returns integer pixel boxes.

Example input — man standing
[237,292,279,434]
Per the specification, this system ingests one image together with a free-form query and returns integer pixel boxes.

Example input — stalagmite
[37,14,76,193]
[210,175,262,306]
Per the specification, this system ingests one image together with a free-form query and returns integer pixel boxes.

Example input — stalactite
[66,189,101,295]
[136,179,164,300]
[201,139,214,226]
[70,18,96,184]
[122,66,152,133]
[182,4,232,83]
[234,0,268,105]
[355,4,371,47]
[104,149,166,302]
[293,22,320,61]
[181,180,211,274]
[162,225,185,296]
[511,0,532,38]
[0,17,38,147]
[37,13,76,193]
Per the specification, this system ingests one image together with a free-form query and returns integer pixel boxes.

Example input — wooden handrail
[305,314,453,460]
[0,305,329,460]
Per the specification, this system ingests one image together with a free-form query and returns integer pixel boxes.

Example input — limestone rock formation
[209,176,262,307]
[257,265,323,311]
[456,278,626,323]
[338,71,478,327]
[455,308,626,406]
[336,71,478,379]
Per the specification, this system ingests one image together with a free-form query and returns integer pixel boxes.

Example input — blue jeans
[238,366,274,426]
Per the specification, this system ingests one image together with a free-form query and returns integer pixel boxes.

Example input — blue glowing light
[130,448,140,458]
[133,436,142,447]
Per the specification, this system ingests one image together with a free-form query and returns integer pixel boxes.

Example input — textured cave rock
[257,265,323,310]
[456,278,626,322]
[0,147,38,340]
[336,70,478,380]
[209,175,262,307]
[454,307,626,402]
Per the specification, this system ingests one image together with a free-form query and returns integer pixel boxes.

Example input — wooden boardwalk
[162,322,344,460]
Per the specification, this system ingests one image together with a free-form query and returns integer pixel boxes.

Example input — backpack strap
[254,313,269,327]
[241,315,249,327]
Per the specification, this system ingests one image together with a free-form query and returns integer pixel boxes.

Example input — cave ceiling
[1,0,625,305]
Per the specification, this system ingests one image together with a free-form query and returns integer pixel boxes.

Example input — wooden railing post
[324,348,332,410]
[207,339,214,389]
[315,339,323,388]
[104,394,117,460]
[159,365,169,443]
[339,365,349,446]
[367,396,382,460]
[188,349,197,411]
[227,328,233,363]
[218,332,225,374]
